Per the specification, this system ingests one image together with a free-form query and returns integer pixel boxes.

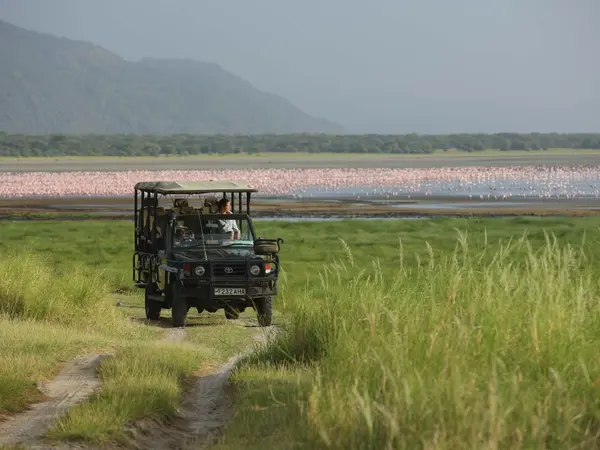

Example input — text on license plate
[214,287,246,296]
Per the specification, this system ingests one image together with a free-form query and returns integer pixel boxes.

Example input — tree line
[1,132,599,157]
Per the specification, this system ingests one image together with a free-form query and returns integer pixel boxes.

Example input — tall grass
[0,248,136,416]
[254,231,600,449]
[0,249,122,329]
[0,247,253,444]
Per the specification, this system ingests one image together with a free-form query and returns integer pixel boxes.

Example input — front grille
[212,262,246,277]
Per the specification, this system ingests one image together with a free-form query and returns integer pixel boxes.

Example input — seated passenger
[217,198,240,240]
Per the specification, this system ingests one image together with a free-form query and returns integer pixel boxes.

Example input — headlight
[194,266,205,276]
[249,265,261,276]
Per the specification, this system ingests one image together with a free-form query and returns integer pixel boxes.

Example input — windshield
[172,214,254,249]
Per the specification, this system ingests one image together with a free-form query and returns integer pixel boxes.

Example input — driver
[217,198,240,240]
[174,223,194,244]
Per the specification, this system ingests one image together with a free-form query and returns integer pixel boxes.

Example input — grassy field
[218,217,600,449]
[0,226,257,446]
[1,148,599,171]
[1,148,599,161]
[2,217,600,448]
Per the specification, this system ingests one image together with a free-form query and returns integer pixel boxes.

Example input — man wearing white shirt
[217,198,240,239]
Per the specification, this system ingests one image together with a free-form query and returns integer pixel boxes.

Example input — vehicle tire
[145,283,161,321]
[172,295,188,328]
[224,305,240,320]
[254,296,272,327]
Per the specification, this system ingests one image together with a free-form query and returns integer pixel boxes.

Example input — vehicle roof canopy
[134,180,258,195]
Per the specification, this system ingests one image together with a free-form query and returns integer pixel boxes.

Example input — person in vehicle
[217,198,240,239]
[173,222,195,246]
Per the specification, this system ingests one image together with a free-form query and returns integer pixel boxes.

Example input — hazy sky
[1,0,598,133]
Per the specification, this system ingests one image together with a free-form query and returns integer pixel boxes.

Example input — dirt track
[0,354,112,449]
[127,324,275,450]
[0,321,276,450]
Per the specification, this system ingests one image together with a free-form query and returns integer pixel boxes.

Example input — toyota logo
[224,267,234,274]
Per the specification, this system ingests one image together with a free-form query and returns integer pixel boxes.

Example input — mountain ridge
[0,19,343,134]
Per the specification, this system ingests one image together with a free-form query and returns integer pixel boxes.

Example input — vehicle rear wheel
[145,283,161,321]
[254,296,272,327]
[172,295,188,327]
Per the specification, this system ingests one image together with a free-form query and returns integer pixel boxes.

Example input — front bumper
[175,278,278,301]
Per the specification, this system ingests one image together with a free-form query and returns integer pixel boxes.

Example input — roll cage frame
[132,181,259,285]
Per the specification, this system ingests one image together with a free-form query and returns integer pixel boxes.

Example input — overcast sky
[1,0,598,133]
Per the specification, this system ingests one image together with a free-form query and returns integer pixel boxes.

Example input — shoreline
[1,194,599,221]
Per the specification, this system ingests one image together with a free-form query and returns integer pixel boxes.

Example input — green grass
[1,148,599,161]
[0,250,117,325]
[3,217,600,448]
[213,217,600,449]
[0,221,135,293]
[46,339,206,444]
[0,222,257,445]
[0,249,137,417]
[0,215,598,299]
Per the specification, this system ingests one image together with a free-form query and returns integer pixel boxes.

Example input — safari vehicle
[132,181,283,327]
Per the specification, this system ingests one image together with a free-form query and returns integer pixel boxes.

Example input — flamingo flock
[1,165,600,199]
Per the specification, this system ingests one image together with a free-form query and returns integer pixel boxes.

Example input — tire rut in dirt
[125,325,279,449]
[0,354,111,448]
[5,324,275,449]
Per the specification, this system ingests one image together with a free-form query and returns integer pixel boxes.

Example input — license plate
[214,287,246,296]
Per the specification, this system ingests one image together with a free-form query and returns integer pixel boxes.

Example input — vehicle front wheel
[172,295,188,328]
[254,296,272,327]
[224,305,240,320]
[145,283,161,321]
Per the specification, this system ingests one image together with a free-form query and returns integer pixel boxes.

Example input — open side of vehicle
[132,180,283,327]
